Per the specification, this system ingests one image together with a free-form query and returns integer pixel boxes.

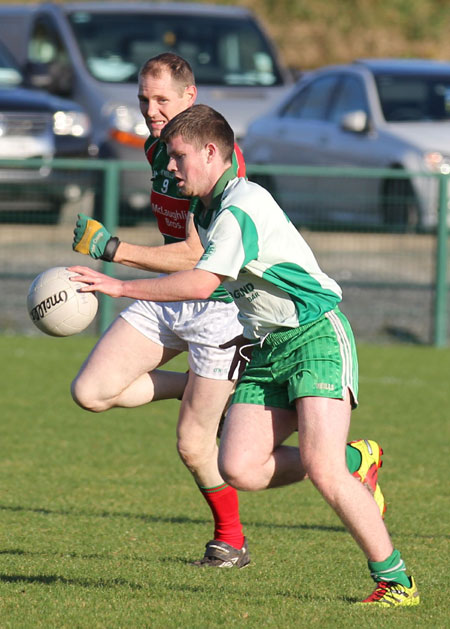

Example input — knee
[218,452,259,491]
[177,435,215,473]
[71,376,108,413]
[303,458,346,502]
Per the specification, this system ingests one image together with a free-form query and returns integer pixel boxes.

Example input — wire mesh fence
[0,159,448,345]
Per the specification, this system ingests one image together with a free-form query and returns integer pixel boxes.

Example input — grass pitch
[0,335,448,628]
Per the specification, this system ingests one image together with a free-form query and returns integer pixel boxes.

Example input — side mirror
[340,110,369,133]
[24,60,73,97]
[288,66,303,81]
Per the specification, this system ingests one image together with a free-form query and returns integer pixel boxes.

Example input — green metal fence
[0,158,448,346]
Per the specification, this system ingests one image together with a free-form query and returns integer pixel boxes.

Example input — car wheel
[381,177,420,231]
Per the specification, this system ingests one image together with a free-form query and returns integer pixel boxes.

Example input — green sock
[345,443,361,474]
[368,549,410,587]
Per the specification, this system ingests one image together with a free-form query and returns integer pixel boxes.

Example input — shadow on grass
[0,548,225,571]
[0,502,346,534]
[1,503,446,542]
[0,572,356,602]
[0,568,370,604]
[0,548,146,562]
[0,573,144,589]
[0,567,371,605]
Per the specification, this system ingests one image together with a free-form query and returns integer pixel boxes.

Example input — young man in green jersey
[72,54,384,569]
[70,104,418,606]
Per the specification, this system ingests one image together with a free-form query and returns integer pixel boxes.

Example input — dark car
[0,40,91,221]
[243,59,450,230]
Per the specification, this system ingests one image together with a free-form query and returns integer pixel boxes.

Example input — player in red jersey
[72,54,250,567]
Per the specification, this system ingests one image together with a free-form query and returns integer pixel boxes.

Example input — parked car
[243,59,450,230]
[0,40,91,222]
[0,2,293,222]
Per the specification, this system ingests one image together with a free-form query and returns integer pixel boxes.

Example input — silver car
[243,59,450,230]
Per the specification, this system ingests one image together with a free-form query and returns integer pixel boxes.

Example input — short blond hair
[139,53,195,94]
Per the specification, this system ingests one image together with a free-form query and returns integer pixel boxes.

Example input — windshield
[375,72,450,122]
[0,42,23,87]
[68,11,283,87]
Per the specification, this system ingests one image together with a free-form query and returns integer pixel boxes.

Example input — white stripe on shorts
[325,310,353,394]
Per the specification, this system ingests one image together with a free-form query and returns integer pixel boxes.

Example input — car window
[328,76,368,122]
[67,11,284,87]
[27,18,74,95]
[0,41,22,86]
[281,75,339,120]
[375,73,450,122]
[29,17,68,66]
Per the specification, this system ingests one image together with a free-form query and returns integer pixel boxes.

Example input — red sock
[199,483,244,550]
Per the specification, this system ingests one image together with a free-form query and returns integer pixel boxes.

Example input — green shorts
[232,307,358,410]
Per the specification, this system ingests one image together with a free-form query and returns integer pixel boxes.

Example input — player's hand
[72,213,120,261]
[68,265,124,298]
[219,334,254,380]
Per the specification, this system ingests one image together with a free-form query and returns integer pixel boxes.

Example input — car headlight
[105,103,148,148]
[109,104,148,136]
[424,151,450,175]
[53,110,91,138]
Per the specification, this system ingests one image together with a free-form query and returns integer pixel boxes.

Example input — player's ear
[185,84,197,106]
[205,142,217,162]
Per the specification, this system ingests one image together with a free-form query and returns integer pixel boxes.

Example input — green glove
[72,213,120,261]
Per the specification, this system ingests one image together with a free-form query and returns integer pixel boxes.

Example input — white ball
[27,266,98,337]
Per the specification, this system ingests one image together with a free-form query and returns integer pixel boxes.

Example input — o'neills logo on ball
[30,290,68,321]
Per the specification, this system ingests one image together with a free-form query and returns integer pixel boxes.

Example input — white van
[0,2,293,220]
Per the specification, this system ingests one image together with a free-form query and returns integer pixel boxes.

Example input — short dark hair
[161,104,234,163]
[139,53,195,92]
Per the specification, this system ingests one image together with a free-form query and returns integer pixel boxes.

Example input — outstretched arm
[69,265,222,302]
[114,213,204,272]
[73,213,204,272]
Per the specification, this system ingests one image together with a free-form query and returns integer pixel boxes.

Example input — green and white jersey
[193,169,342,339]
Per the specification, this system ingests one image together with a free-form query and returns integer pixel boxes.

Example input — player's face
[166,135,210,198]
[138,71,196,138]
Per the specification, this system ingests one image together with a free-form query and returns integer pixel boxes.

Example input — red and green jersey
[144,135,245,244]
[144,135,246,302]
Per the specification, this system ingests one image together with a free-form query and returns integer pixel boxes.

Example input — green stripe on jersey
[226,206,259,265]
[262,262,342,325]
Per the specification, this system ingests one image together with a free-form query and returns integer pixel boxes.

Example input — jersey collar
[209,165,236,211]
[195,165,235,229]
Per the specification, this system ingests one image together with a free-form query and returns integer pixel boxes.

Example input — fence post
[434,174,449,347]
[99,161,120,334]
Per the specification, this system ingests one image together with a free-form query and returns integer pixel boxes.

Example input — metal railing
[0,158,448,346]
[246,163,449,347]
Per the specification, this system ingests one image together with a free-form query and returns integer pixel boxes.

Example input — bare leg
[219,402,307,491]
[296,392,393,561]
[177,372,235,486]
[72,316,187,412]
[178,372,246,550]
[72,315,245,552]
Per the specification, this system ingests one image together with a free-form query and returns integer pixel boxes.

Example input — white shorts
[120,298,243,380]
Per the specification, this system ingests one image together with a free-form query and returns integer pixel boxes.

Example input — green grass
[0,336,448,628]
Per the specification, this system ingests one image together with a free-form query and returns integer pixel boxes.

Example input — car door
[319,74,382,224]
[268,74,340,224]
